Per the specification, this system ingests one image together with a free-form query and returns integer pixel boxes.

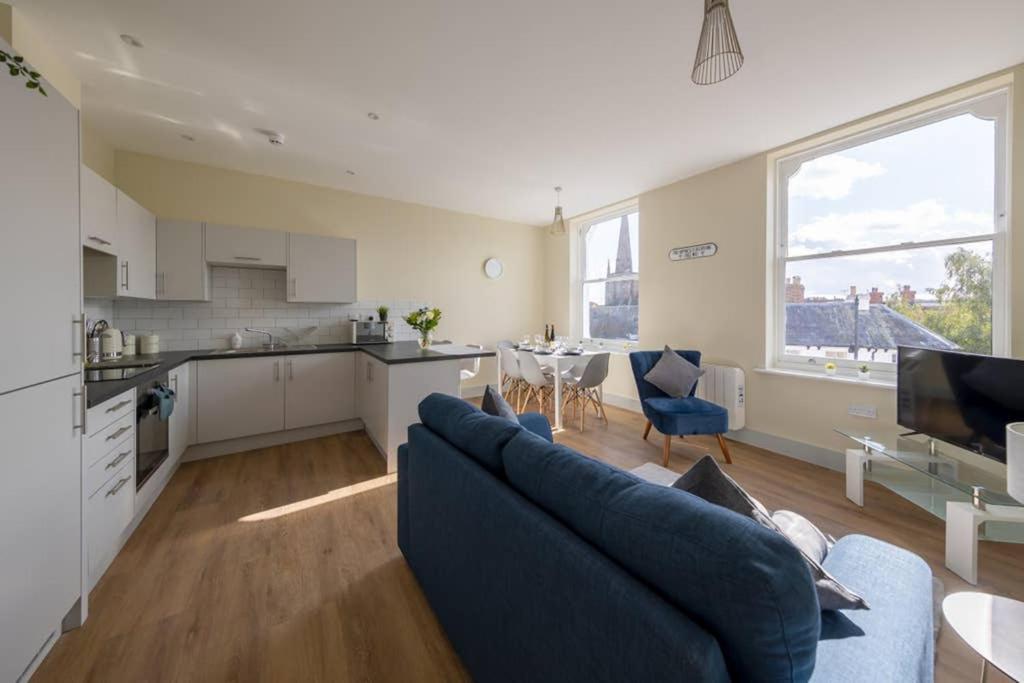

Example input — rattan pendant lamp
[691,0,744,85]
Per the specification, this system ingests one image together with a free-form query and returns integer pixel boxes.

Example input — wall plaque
[669,242,718,261]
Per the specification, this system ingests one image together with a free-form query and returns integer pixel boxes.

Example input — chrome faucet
[244,328,280,349]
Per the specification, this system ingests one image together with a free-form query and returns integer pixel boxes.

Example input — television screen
[897,346,1024,463]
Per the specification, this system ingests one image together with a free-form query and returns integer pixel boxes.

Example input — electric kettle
[100,327,124,360]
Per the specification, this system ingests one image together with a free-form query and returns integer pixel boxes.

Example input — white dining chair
[499,346,527,411]
[518,350,555,414]
[457,344,482,398]
[563,352,610,431]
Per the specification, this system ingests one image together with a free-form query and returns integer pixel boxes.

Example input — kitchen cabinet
[116,190,157,299]
[286,233,357,302]
[0,375,82,683]
[196,356,285,443]
[0,56,81,395]
[169,363,192,461]
[285,353,356,430]
[86,459,134,590]
[205,222,287,267]
[157,220,209,301]
[81,165,117,255]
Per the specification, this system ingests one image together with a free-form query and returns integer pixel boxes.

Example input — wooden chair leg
[643,420,652,440]
[662,433,671,467]
[716,434,733,464]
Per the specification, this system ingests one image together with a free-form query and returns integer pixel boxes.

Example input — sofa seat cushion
[811,535,934,683]
[643,396,729,435]
[418,393,523,476]
[503,429,821,682]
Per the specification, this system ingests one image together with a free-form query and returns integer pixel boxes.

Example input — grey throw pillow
[772,510,835,565]
[673,456,868,612]
[481,385,518,421]
[644,346,705,398]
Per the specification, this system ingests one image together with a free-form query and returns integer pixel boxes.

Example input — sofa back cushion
[503,429,821,682]
[418,393,522,476]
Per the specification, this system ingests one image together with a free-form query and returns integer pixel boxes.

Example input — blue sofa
[398,394,934,682]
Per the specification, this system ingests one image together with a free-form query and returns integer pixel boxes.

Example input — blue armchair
[629,350,732,466]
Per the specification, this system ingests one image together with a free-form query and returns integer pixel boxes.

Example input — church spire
[614,215,632,274]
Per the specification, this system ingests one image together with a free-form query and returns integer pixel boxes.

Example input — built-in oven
[136,374,170,491]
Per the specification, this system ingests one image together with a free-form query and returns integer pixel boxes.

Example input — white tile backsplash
[107,266,425,352]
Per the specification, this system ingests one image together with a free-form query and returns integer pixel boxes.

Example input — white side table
[943,592,1024,682]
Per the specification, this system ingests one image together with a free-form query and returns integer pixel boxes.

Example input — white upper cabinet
[205,223,287,267]
[287,232,357,303]
[81,165,117,255]
[0,58,81,394]
[157,220,209,301]
[116,190,157,299]
[285,352,356,430]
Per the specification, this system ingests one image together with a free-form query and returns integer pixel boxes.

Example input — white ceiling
[14,0,1024,225]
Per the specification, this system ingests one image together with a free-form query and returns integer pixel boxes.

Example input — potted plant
[857,364,870,380]
[377,305,389,322]
[404,307,442,349]
[825,362,837,376]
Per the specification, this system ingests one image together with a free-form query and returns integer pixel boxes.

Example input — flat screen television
[897,346,1024,463]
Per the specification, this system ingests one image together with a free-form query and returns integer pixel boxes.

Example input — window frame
[574,202,640,349]
[769,87,1011,382]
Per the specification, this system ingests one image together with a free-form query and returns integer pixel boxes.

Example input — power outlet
[848,403,877,419]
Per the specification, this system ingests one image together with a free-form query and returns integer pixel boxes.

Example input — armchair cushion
[643,397,728,435]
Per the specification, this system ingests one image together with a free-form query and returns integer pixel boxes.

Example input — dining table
[497,348,600,432]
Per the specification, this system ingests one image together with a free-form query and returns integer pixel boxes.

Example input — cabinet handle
[171,374,178,398]
[289,278,297,298]
[157,272,165,296]
[106,476,132,497]
[288,359,294,380]
[106,399,132,413]
[106,450,132,469]
[106,425,132,442]
[121,260,129,290]
[73,388,84,434]
[87,235,112,246]
[234,256,262,262]
[72,314,85,363]
[274,361,280,381]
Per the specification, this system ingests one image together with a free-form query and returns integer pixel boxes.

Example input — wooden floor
[34,403,1023,682]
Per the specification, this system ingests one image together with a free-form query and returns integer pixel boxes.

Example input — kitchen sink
[207,344,317,355]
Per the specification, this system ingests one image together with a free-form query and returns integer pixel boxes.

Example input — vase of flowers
[825,362,837,376]
[404,307,442,349]
[857,364,870,380]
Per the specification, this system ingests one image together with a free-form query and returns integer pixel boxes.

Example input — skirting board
[602,391,845,473]
[182,419,366,463]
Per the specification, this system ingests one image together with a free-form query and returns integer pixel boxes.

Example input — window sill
[754,366,896,390]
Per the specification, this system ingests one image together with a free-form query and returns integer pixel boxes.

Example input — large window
[579,207,639,342]
[772,89,1008,378]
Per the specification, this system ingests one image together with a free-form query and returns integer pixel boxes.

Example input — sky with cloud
[787,113,996,300]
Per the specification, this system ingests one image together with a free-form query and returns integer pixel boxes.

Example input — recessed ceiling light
[181,134,195,142]
[367,112,380,120]
[120,34,144,48]
[345,170,356,176]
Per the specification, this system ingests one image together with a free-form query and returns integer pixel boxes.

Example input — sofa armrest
[810,535,934,683]
[517,412,553,442]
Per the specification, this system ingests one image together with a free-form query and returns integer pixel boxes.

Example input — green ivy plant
[0,50,46,96]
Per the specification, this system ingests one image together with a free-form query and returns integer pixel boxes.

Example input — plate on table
[518,346,534,352]
[534,349,553,355]
[561,350,583,356]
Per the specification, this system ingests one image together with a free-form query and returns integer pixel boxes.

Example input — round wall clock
[484,258,504,279]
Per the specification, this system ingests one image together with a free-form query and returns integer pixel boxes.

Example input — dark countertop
[85,341,493,407]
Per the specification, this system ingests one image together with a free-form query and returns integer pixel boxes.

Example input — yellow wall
[81,122,116,182]
[114,151,545,388]
[546,65,1023,461]
[1,4,80,107]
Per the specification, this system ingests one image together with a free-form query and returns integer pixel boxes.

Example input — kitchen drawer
[86,388,135,435]
[87,412,135,468]
[87,458,135,589]
[87,433,135,498]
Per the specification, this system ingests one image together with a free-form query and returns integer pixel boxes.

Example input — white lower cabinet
[169,363,192,461]
[197,356,285,443]
[285,353,356,429]
[87,459,135,590]
[0,375,82,683]
[357,352,389,450]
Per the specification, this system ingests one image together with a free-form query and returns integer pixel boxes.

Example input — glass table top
[836,430,1022,509]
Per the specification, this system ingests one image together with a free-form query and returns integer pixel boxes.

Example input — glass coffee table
[837,430,1024,585]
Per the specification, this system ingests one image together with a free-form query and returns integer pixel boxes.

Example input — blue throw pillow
[502,430,820,682]
[481,384,518,421]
